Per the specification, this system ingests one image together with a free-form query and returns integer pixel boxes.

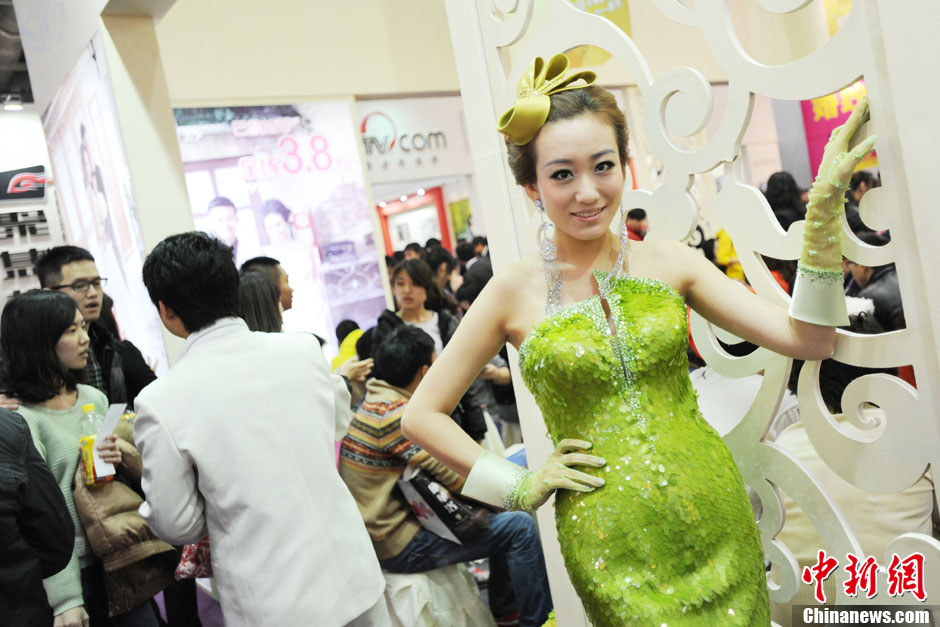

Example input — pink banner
[800,79,877,178]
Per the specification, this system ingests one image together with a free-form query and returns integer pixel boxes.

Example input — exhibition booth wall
[8,0,825,364]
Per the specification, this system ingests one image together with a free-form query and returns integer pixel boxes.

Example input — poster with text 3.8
[174,102,387,352]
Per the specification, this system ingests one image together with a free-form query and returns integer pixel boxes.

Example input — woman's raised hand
[818,97,877,191]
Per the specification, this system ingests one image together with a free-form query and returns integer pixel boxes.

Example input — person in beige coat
[134,232,387,627]
[72,435,177,618]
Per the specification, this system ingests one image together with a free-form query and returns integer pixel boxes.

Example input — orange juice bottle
[78,403,113,486]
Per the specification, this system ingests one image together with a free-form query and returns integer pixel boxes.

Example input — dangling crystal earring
[599,204,631,296]
[535,200,556,262]
[619,204,628,244]
[535,199,562,313]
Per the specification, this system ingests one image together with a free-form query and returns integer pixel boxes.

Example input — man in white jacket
[134,232,387,626]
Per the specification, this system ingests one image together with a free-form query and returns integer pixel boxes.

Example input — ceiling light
[2,95,23,111]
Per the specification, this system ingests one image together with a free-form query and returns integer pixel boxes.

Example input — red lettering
[802,550,839,603]
[844,554,879,599]
[887,552,926,601]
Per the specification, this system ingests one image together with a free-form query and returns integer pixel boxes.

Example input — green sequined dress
[518,271,770,626]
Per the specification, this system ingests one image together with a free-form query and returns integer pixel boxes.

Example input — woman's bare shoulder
[629,238,704,293]
[478,255,545,347]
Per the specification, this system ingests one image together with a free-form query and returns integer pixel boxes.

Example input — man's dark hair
[35,246,95,288]
[374,326,434,389]
[404,242,423,256]
[142,232,240,333]
[849,171,878,192]
[1,291,83,402]
[240,256,282,286]
[336,319,360,344]
[456,241,476,263]
[424,238,442,249]
[424,245,456,276]
[238,270,282,333]
[207,196,236,211]
[856,230,891,247]
[627,209,647,221]
[456,258,493,308]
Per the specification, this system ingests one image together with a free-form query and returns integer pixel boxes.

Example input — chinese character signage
[800,79,878,179]
[174,102,387,350]
[801,550,926,604]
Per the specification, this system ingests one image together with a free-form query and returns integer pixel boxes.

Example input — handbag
[397,466,490,545]
[175,536,213,580]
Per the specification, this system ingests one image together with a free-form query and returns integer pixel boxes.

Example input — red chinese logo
[887,552,926,602]
[844,554,879,599]
[802,550,840,603]
[801,550,928,603]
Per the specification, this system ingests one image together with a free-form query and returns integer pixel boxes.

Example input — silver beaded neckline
[542,223,632,316]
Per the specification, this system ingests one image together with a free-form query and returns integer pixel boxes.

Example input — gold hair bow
[497,54,597,146]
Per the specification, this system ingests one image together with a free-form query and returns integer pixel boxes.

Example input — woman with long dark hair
[764,171,806,231]
[1,291,159,627]
[238,270,283,333]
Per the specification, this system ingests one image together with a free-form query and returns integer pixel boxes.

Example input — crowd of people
[0,230,537,627]
[0,166,908,626]
[0,51,907,627]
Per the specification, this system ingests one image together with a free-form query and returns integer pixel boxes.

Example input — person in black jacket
[34,247,198,627]
[843,171,880,237]
[0,408,74,626]
[844,231,904,331]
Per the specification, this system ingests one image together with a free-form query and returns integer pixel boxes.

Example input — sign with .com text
[356,96,473,184]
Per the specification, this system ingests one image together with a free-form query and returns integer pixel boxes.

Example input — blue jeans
[380,511,552,627]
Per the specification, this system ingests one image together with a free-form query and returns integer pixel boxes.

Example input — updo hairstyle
[506,85,629,187]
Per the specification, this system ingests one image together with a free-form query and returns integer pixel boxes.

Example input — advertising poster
[800,79,877,178]
[42,32,167,369]
[174,102,387,351]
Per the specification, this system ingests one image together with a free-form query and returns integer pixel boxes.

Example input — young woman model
[401,54,875,625]
[1,291,157,627]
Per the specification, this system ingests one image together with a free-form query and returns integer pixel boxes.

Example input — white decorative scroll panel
[444,1,940,624]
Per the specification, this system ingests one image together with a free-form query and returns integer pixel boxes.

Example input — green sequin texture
[519,273,770,626]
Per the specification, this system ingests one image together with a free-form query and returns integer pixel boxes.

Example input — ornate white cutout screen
[444,1,940,624]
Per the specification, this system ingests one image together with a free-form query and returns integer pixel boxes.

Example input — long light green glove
[461,439,606,511]
[790,97,877,326]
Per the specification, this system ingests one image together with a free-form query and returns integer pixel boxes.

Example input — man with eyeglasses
[30,246,156,408]
[29,246,207,627]
[23,246,203,627]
